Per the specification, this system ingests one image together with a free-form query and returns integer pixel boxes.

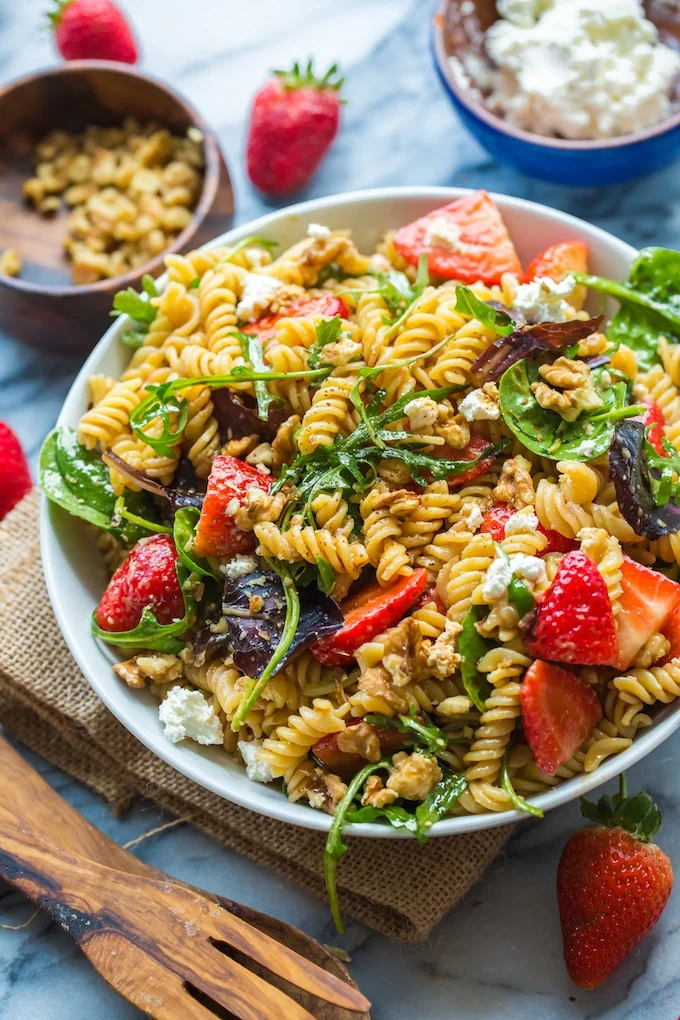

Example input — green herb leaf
[308,316,343,370]
[324,759,390,934]
[345,803,419,835]
[507,576,535,617]
[120,328,148,350]
[499,360,640,461]
[455,285,515,336]
[91,563,196,653]
[113,496,171,536]
[458,606,493,712]
[576,248,680,373]
[364,712,450,753]
[235,330,282,419]
[501,748,543,818]
[112,284,158,324]
[40,427,156,544]
[383,254,430,339]
[173,507,221,579]
[415,767,468,837]
[315,556,336,595]
[230,561,301,731]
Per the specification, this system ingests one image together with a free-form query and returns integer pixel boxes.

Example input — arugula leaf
[235,330,282,419]
[308,316,343,370]
[345,803,419,835]
[40,427,156,544]
[415,767,468,837]
[364,712,450,753]
[455,285,515,336]
[112,276,158,323]
[324,759,390,935]
[230,560,301,731]
[499,360,644,461]
[501,747,543,818]
[458,606,493,712]
[120,328,149,350]
[173,507,220,579]
[576,248,680,373]
[383,254,430,339]
[91,563,196,654]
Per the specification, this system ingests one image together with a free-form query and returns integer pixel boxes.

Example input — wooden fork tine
[203,899,370,1012]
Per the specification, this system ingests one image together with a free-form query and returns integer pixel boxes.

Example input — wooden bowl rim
[0,59,225,298]
[433,0,680,151]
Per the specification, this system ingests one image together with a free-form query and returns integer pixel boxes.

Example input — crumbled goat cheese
[469,0,680,141]
[244,246,269,268]
[159,687,224,746]
[482,555,514,600]
[505,509,539,534]
[404,396,440,432]
[369,253,392,273]
[221,554,259,580]
[459,387,501,421]
[307,222,332,238]
[462,503,484,532]
[576,438,597,458]
[512,275,576,324]
[236,273,283,322]
[511,553,548,587]
[238,739,274,784]
[424,216,463,250]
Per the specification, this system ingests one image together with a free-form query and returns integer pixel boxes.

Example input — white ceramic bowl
[42,186,680,837]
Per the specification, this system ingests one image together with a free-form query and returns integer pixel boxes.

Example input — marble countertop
[1,1,680,1017]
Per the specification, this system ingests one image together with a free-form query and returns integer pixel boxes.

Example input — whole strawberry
[48,0,138,64]
[95,535,184,633]
[246,60,343,196]
[558,776,673,990]
[0,423,32,521]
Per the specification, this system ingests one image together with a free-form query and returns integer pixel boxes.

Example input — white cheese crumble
[462,503,484,532]
[159,687,224,746]
[512,275,576,324]
[459,387,501,421]
[236,273,283,322]
[404,396,440,432]
[482,555,514,600]
[424,216,463,250]
[511,553,548,587]
[369,253,392,273]
[576,438,597,458]
[221,554,259,579]
[244,246,270,268]
[470,0,680,141]
[505,509,539,534]
[239,739,275,784]
[307,222,332,238]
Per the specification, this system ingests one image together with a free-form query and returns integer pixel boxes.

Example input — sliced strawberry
[411,588,446,615]
[526,551,617,665]
[613,557,680,670]
[312,719,408,779]
[310,569,428,665]
[524,241,588,284]
[95,535,184,633]
[632,400,666,457]
[521,660,603,776]
[480,501,577,553]
[426,434,496,489]
[661,603,680,664]
[392,191,522,285]
[244,294,350,342]
[194,455,272,559]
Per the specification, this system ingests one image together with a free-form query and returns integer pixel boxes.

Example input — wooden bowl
[0,61,234,355]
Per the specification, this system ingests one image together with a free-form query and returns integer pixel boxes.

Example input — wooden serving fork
[0,735,370,1020]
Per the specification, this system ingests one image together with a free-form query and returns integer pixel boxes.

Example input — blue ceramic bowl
[431,0,680,186]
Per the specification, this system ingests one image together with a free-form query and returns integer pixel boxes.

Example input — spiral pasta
[257,699,350,780]
[254,521,369,580]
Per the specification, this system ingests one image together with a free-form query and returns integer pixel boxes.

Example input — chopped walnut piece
[437,413,471,450]
[426,618,462,679]
[307,768,348,814]
[319,335,362,367]
[534,357,603,422]
[234,486,288,531]
[245,442,275,474]
[539,356,591,390]
[114,652,183,688]
[493,455,535,508]
[221,434,259,459]
[357,667,412,714]
[370,488,420,516]
[268,283,306,315]
[272,414,300,471]
[0,249,22,277]
[531,381,576,414]
[386,752,442,801]
[337,721,382,762]
[379,617,427,688]
[361,775,398,808]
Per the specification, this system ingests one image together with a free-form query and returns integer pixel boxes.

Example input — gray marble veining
[1,1,680,1017]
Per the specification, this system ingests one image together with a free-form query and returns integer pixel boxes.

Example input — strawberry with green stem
[558,774,673,989]
[48,0,138,63]
[246,60,344,196]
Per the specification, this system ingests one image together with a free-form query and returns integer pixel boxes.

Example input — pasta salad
[41,191,680,927]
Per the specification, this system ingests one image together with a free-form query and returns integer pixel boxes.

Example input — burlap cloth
[0,490,513,942]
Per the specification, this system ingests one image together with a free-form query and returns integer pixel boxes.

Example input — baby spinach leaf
[507,576,535,618]
[40,427,155,544]
[173,507,220,579]
[499,360,643,462]
[324,759,391,935]
[576,248,680,373]
[315,556,337,595]
[472,316,605,385]
[415,767,468,837]
[91,563,196,654]
[113,496,171,536]
[458,606,493,712]
[455,285,515,336]
[501,747,543,818]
